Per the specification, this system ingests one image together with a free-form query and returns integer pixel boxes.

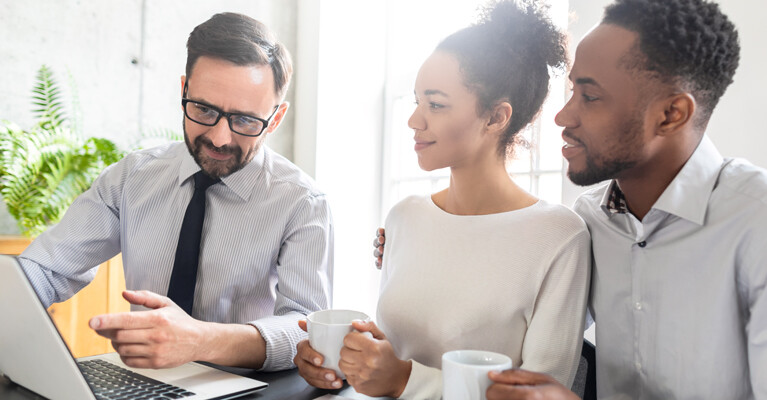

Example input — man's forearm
[198,322,267,369]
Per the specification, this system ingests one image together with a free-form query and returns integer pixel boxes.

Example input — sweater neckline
[425,195,543,218]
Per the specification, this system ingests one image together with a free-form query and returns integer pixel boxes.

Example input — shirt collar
[600,180,630,215]
[178,145,266,201]
[600,135,724,225]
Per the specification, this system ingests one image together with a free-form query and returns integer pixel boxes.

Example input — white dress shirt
[378,195,591,399]
[18,142,334,371]
[574,136,767,399]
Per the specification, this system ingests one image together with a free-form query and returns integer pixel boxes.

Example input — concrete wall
[0,0,298,234]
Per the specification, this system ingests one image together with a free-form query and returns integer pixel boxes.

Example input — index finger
[90,311,155,331]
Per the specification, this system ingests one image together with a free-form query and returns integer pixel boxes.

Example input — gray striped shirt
[19,142,334,371]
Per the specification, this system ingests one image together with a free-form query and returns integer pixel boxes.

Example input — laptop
[0,255,267,400]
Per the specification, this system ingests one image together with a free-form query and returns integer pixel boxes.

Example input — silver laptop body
[0,255,267,400]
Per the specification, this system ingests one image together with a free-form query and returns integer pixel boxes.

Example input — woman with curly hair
[295,1,591,398]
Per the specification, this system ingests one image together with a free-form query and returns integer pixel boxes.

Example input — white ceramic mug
[306,309,370,379]
[442,350,513,400]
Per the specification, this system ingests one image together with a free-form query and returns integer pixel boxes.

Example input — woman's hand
[293,320,344,389]
[339,320,411,398]
[373,228,385,269]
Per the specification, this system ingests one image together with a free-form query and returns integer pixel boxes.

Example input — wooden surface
[0,235,129,358]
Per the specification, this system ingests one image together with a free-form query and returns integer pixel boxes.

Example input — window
[306,0,570,316]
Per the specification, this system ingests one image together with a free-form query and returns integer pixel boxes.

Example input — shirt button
[635,362,642,371]
[637,241,647,248]
[635,302,642,310]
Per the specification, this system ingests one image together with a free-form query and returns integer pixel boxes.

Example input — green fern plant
[0,65,126,236]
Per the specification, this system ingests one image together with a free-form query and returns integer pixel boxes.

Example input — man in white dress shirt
[485,0,767,399]
[18,13,333,372]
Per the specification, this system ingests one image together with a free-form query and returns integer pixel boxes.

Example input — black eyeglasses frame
[181,83,279,137]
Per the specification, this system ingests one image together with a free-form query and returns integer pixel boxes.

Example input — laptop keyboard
[78,359,196,400]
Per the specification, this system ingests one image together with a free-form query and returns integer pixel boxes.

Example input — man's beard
[568,152,639,187]
[567,114,644,187]
[183,125,255,179]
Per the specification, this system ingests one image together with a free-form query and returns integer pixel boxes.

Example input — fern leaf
[0,66,126,236]
[31,65,68,129]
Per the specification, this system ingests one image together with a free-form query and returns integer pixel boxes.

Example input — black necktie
[167,171,220,315]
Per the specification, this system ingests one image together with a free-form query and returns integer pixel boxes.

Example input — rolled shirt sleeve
[251,193,334,371]
[16,143,335,372]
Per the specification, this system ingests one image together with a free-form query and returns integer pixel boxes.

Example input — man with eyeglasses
[17,12,333,372]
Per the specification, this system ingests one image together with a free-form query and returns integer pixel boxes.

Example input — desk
[0,365,393,400]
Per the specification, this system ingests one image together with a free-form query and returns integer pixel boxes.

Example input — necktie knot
[193,171,220,192]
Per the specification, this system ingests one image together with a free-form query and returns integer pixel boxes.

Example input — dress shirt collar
[600,135,724,225]
[600,181,629,215]
[179,144,266,202]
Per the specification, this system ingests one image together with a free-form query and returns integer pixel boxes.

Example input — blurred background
[1,0,764,327]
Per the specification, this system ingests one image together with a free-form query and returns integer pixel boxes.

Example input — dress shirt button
[637,241,647,248]
[635,302,642,310]
[635,362,642,371]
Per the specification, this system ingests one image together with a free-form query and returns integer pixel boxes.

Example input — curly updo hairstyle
[602,0,740,120]
[436,0,568,157]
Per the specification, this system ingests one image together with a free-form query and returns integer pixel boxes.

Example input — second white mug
[442,349,512,400]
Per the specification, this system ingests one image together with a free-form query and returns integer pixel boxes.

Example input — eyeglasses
[181,84,279,137]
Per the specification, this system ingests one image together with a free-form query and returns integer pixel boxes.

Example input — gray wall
[0,0,298,234]
[708,0,767,164]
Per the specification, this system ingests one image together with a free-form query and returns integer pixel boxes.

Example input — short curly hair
[602,0,740,119]
[437,0,568,157]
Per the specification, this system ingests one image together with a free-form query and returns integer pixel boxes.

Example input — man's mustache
[195,136,239,155]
